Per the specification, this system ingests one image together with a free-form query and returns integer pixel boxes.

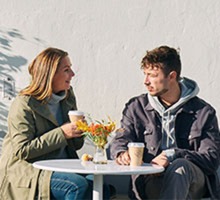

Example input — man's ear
[169,71,177,81]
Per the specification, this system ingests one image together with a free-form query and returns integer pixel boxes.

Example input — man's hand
[116,151,130,165]
[150,151,169,167]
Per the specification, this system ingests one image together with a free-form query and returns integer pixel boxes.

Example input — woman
[0,47,109,199]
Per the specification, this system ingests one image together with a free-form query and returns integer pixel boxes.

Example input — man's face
[143,64,170,97]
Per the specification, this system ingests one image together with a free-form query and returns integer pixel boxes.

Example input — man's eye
[150,73,158,77]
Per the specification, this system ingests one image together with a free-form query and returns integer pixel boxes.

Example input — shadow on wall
[0,28,46,138]
[0,28,28,137]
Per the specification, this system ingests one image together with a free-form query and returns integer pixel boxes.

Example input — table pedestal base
[93,174,103,200]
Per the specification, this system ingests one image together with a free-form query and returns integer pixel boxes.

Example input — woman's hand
[61,122,83,139]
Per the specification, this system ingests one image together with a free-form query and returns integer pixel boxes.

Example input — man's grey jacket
[110,93,220,199]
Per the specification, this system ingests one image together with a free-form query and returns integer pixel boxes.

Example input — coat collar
[27,90,76,126]
[28,98,58,125]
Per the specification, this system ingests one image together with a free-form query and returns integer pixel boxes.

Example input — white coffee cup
[128,142,145,166]
[68,110,84,123]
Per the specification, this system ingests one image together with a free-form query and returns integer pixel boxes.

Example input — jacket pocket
[143,127,155,152]
[143,127,153,136]
[2,177,32,200]
[188,130,202,150]
[178,129,202,150]
[15,177,32,188]
[188,130,202,139]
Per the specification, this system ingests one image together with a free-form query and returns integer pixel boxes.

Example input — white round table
[33,159,164,200]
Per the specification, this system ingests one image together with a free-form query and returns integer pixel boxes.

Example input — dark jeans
[144,158,206,200]
[50,172,110,200]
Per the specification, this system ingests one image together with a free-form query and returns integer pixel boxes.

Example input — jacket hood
[148,77,199,115]
[148,77,199,149]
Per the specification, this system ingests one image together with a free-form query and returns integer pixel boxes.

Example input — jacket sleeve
[175,105,220,175]
[110,100,138,159]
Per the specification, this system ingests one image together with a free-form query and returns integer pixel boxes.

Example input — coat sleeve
[8,96,68,161]
[175,105,220,175]
[66,88,84,153]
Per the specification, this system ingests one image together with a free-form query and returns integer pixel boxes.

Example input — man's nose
[144,76,150,86]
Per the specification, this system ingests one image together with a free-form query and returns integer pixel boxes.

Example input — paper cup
[128,142,144,166]
[68,110,84,123]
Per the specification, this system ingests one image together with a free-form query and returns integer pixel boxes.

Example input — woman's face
[52,56,75,93]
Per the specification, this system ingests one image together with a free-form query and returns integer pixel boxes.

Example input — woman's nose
[71,69,75,77]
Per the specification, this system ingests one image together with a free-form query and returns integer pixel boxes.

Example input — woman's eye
[64,68,71,72]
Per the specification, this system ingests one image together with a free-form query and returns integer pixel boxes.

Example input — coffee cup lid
[68,110,84,116]
[127,142,144,148]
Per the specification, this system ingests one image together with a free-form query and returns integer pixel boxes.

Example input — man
[110,46,220,199]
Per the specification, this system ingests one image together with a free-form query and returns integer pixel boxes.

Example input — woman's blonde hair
[20,47,68,101]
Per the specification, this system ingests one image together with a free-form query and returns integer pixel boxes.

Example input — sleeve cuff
[164,149,176,162]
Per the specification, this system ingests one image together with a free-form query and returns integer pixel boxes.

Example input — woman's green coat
[0,89,84,200]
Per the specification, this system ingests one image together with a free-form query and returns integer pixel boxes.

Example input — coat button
[150,147,155,151]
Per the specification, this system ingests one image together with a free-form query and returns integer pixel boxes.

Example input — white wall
[0,0,220,134]
[0,0,220,196]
